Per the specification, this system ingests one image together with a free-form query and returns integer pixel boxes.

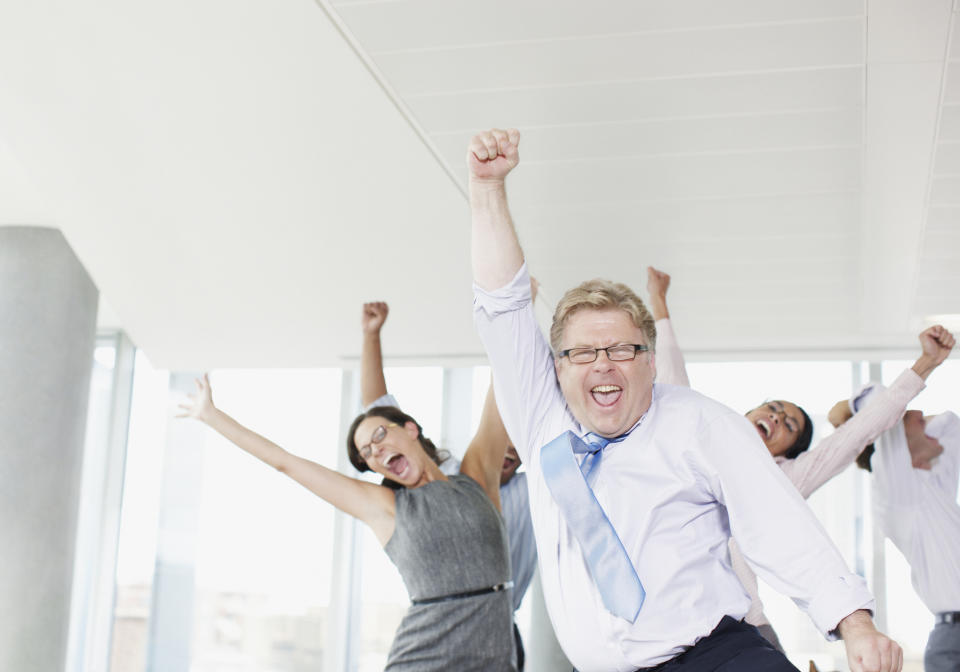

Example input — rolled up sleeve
[473,263,566,463]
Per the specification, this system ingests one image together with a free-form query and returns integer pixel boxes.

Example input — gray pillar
[0,227,98,672]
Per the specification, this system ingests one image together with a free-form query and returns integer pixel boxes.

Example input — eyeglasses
[763,401,799,433]
[358,423,398,459]
[558,344,650,364]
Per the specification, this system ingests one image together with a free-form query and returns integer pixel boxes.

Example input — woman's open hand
[176,373,216,423]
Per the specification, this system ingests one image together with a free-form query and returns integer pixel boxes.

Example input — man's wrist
[911,354,938,379]
[650,297,669,320]
[469,177,507,202]
[836,609,875,639]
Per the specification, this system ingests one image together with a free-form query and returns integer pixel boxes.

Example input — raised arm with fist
[468,128,525,291]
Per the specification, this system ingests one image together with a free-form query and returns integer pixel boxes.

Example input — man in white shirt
[844,389,960,672]
[468,128,902,672]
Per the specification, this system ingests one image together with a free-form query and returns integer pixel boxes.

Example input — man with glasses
[467,128,902,672]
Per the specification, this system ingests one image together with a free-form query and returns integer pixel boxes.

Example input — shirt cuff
[807,573,876,640]
[364,393,400,413]
[850,382,882,414]
[473,263,531,318]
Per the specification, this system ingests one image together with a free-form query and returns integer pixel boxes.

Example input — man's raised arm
[469,128,525,290]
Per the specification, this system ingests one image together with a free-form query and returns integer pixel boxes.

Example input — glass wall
[189,369,342,672]
[109,350,168,671]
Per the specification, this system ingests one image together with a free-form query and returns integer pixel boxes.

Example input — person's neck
[412,460,449,488]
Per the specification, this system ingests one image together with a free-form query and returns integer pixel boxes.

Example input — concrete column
[0,227,98,672]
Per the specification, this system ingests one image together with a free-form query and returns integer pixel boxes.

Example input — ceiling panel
[938,105,960,141]
[929,176,960,204]
[504,147,860,205]
[374,20,863,95]
[334,0,862,52]
[934,142,960,173]
[406,68,864,132]
[925,205,960,230]
[511,192,861,236]
[429,109,861,166]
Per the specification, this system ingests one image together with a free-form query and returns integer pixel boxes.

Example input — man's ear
[648,352,657,381]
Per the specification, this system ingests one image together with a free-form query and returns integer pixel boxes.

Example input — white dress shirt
[474,264,874,671]
[857,386,960,614]
[656,318,926,627]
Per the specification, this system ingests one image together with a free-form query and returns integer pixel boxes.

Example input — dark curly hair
[346,405,449,490]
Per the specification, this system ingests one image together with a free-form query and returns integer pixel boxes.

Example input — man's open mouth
[591,384,622,407]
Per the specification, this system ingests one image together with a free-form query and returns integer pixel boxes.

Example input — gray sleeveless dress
[383,474,517,671]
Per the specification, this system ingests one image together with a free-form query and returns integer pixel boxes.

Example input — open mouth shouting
[591,384,623,407]
[382,452,409,478]
[754,419,772,440]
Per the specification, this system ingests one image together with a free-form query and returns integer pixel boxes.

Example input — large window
[190,369,342,672]
[110,350,168,671]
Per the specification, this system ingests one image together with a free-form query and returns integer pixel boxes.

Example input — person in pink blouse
[646,265,955,651]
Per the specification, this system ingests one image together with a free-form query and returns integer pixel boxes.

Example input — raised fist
[646,266,672,300]
[362,301,389,334]
[919,325,955,367]
[467,128,520,182]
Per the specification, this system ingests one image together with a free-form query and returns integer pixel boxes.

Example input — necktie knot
[583,433,609,452]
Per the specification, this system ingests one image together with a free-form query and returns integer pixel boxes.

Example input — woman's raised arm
[177,374,396,543]
[459,378,509,512]
[360,302,390,406]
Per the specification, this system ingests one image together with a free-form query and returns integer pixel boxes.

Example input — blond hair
[550,279,657,354]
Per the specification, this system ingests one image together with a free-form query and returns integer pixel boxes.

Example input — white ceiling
[1,0,957,368]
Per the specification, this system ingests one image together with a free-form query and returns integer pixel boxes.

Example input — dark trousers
[635,616,799,671]
[514,622,525,671]
[925,621,960,672]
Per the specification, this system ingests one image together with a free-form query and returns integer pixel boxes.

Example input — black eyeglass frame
[557,343,650,364]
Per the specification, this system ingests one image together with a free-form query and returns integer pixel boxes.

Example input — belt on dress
[411,581,513,606]
[937,612,960,624]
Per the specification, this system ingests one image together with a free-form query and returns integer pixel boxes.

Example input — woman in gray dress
[178,372,516,671]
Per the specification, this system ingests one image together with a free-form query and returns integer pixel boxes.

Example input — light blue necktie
[540,429,646,622]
